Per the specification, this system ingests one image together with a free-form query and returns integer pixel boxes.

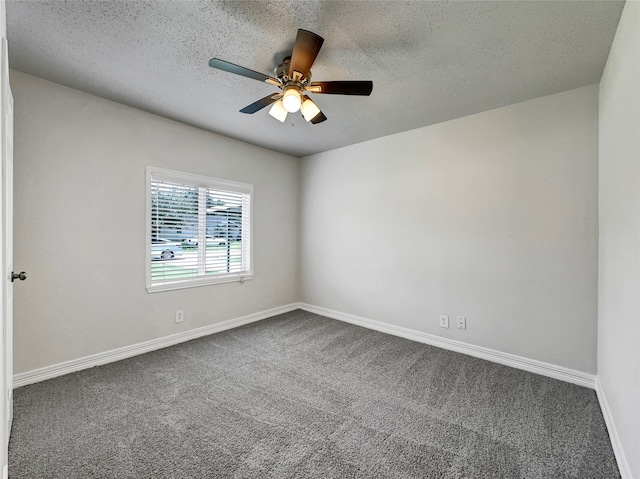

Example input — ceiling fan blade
[239,95,279,114]
[307,81,373,96]
[310,111,327,124]
[209,58,279,85]
[289,29,324,79]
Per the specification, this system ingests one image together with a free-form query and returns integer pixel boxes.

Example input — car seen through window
[151,238,184,261]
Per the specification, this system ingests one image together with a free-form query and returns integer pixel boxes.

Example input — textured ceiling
[6,0,625,158]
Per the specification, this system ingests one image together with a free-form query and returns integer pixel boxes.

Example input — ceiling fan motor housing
[274,57,311,85]
[274,57,290,81]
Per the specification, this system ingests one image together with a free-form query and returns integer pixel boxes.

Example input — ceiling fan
[209,29,373,125]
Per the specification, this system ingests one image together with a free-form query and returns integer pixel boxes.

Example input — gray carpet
[9,309,620,478]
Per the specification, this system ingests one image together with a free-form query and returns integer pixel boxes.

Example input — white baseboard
[595,377,633,479]
[13,303,300,389]
[14,301,597,391]
[299,303,596,389]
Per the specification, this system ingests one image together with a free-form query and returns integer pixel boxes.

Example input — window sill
[146,273,253,293]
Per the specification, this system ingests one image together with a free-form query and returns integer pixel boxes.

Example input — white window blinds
[146,167,252,292]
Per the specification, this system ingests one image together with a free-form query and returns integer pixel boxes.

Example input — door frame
[0,35,12,479]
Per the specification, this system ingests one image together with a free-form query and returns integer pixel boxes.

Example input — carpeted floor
[9,309,620,478]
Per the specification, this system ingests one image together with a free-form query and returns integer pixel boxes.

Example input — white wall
[11,71,299,374]
[598,1,640,477]
[300,85,599,374]
[0,1,5,39]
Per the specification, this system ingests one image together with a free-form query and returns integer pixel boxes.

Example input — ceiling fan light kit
[209,29,373,125]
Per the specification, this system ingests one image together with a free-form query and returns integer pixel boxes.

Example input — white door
[0,37,13,479]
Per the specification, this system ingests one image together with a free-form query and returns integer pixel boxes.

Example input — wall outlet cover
[440,315,449,328]
[457,316,466,330]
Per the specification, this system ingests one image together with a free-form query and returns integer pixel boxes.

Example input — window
[146,167,252,292]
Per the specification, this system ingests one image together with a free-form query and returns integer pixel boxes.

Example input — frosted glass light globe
[268,100,288,122]
[301,98,321,122]
[282,88,302,113]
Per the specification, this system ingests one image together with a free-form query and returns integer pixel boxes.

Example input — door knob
[11,271,26,282]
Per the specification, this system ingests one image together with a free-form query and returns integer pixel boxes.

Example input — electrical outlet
[439,315,449,328]
[457,316,466,330]
[175,310,184,323]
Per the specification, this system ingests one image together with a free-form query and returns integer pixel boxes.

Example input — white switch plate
[440,315,449,328]
[457,316,466,330]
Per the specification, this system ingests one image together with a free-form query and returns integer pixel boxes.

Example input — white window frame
[146,166,253,293]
